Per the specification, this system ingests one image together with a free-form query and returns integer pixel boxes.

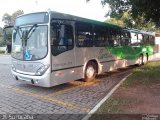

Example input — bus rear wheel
[138,54,143,66]
[84,61,97,82]
[143,54,148,64]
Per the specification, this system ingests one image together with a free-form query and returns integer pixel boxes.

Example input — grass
[0,50,5,54]
[94,97,130,114]
[122,62,160,87]
[89,61,160,120]
[90,97,132,120]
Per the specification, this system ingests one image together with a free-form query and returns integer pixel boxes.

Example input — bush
[0,50,5,54]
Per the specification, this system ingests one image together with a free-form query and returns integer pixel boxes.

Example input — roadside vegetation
[0,51,5,54]
[88,0,160,32]
[90,61,160,120]
[122,62,160,87]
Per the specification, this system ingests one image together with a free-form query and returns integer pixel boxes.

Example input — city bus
[8,11,155,87]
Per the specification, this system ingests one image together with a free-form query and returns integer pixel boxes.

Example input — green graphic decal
[106,45,154,60]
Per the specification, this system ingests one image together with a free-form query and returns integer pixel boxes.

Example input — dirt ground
[113,83,160,114]
[90,83,160,120]
[90,62,160,120]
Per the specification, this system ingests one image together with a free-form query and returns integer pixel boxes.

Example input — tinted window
[94,25,109,47]
[109,30,121,47]
[76,22,93,47]
[121,31,131,46]
[131,32,138,45]
[51,20,74,56]
[149,35,155,45]
[143,34,149,45]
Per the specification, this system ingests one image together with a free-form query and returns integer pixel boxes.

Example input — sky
[0,0,110,27]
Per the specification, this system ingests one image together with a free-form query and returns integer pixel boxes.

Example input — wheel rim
[139,55,143,65]
[143,55,147,64]
[86,66,95,79]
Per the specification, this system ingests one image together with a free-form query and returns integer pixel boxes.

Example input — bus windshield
[12,25,48,61]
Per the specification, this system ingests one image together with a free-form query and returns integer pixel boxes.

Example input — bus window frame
[50,19,74,56]
[75,21,94,47]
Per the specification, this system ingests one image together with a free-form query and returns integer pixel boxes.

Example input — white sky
[0,0,109,27]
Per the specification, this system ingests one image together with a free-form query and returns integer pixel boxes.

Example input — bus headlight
[35,65,49,76]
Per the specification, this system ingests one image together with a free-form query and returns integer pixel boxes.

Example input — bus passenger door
[50,22,76,85]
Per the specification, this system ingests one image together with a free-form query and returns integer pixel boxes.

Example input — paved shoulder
[0,55,11,65]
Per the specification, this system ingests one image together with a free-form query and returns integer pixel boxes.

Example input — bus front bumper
[11,69,51,87]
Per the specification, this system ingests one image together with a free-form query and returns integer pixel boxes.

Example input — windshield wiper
[27,24,38,39]
[23,24,38,47]
[14,26,23,40]
[13,24,38,47]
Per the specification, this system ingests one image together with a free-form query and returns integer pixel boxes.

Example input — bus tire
[143,54,148,64]
[138,54,143,66]
[146,54,149,61]
[84,61,97,82]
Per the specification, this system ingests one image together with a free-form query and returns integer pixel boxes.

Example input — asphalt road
[0,54,11,65]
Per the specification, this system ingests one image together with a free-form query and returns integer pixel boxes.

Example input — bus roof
[16,11,121,29]
[49,11,121,29]
[123,27,154,36]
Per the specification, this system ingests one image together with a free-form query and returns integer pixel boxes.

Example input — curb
[82,73,132,120]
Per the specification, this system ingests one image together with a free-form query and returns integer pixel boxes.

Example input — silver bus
[10,11,155,87]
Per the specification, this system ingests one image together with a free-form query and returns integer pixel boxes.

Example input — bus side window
[121,31,131,46]
[65,25,74,49]
[109,30,120,47]
[76,22,93,47]
[149,35,155,45]
[94,25,109,47]
[51,21,74,56]
[131,33,138,46]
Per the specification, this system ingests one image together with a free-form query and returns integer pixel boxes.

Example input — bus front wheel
[84,61,97,82]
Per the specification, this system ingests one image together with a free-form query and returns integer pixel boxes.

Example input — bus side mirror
[3,26,13,42]
[3,26,13,53]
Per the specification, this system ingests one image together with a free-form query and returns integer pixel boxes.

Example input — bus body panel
[11,46,51,87]
[50,66,83,86]
[50,48,78,86]
[12,67,51,87]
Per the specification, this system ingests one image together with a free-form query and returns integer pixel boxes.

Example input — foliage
[105,12,133,27]
[122,62,160,87]
[2,10,24,26]
[3,28,12,45]
[1,10,24,46]
[0,27,5,47]
[87,0,160,28]
[106,12,159,32]
[0,27,2,37]
[89,97,133,120]
[101,0,160,27]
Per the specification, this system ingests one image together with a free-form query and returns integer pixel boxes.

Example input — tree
[102,0,160,27]
[2,10,24,26]
[11,10,24,25]
[0,27,6,46]
[106,12,133,28]
[105,11,159,32]
[87,0,160,28]
[0,27,2,37]
[2,13,11,26]
[1,10,23,48]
